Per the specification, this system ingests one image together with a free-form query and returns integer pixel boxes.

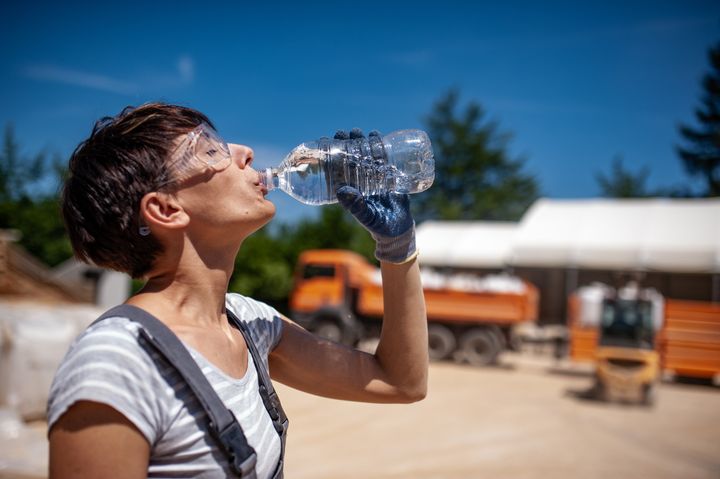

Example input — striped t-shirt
[47,293,285,479]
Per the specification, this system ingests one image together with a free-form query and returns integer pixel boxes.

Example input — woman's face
[170,139,276,241]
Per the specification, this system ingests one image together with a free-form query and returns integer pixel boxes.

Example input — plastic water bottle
[260,129,434,205]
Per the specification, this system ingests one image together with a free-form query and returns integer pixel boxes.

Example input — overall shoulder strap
[93,305,257,479]
[226,309,288,479]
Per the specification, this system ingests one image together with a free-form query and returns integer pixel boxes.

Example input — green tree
[230,227,294,309]
[677,41,720,197]
[0,125,47,201]
[0,124,71,266]
[595,156,654,198]
[276,206,374,264]
[229,205,374,313]
[413,89,540,221]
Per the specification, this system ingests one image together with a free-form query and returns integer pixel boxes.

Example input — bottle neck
[261,167,279,191]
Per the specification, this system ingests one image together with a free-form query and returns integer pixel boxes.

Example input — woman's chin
[262,200,277,221]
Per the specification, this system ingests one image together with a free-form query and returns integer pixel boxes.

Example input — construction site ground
[279,347,719,479]
[1,347,718,479]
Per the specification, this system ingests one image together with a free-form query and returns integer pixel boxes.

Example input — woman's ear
[139,192,189,233]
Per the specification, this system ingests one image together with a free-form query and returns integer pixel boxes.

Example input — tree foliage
[413,89,540,221]
[677,41,720,197]
[229,205,374,312]
[230,227,294,308]
[0,124,71,266]
[595,156,654,198]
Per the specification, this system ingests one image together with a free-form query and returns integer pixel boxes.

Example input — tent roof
[510,198,720,272]
[416,221,516,268]
[415,198,720,273]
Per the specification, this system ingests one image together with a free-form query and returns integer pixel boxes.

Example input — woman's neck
[129,237,240,327]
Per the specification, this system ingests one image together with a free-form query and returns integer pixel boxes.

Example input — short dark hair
[61,102,212,278]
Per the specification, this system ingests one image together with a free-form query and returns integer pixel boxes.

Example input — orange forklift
[592,290,660,405]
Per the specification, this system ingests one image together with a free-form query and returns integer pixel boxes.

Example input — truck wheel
[427,324,456,361]
[487,325,506,351]
[314,320,344,344]
[311,307,360,346]
[456,328,501,366]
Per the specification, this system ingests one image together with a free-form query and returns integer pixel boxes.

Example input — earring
[139,226,151,236]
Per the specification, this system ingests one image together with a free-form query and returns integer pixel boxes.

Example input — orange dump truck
[290,249,539,365]
[569,288,720,382]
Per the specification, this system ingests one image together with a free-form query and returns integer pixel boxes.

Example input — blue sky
[2,1,719,224]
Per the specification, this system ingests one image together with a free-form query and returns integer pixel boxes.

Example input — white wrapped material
[0,313,75,419]
[576,283,613,328]
[575,283,665,331]
[475,274,527,294]
[417,269,446,289]
[0,407,48,477]
[418,269,527,294]
[618,283,665,331]
[0,301,101,419]
[649,292,665,331]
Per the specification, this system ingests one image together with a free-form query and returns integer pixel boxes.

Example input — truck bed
[357,282,538,325]
[658,300,720,379]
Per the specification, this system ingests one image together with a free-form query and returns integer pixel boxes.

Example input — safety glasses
[158,123,232,189]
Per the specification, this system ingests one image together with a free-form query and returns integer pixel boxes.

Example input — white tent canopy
[510,198,720,273]
[416,221,516,268]
[415,198,720,274]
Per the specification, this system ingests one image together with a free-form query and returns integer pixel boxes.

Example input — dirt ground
[1,349,719,479]
[277,350,720,479]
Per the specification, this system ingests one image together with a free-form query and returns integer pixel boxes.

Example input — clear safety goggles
[158,123,232,189]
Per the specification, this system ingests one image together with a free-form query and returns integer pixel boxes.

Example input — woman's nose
[229,144,255,169]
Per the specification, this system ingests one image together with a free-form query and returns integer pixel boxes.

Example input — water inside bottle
[277,143,395,205]
[265,129,434,205]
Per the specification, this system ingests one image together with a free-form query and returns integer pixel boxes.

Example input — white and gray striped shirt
[47,293,284,479]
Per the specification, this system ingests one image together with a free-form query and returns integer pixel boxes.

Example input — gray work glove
[334,129,418,264]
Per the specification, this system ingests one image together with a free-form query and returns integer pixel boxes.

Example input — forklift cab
[599,298,655,350]
[594,296,660,405]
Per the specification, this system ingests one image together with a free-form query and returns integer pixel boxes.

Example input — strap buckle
[213,419,258,478]
[233,453,258,479]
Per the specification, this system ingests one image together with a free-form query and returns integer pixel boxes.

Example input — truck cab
[290,250,374,345]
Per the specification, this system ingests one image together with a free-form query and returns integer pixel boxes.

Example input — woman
[48,102,428,478]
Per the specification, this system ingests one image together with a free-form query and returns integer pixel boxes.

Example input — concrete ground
[277,351,720,479]
[1,350,718,479]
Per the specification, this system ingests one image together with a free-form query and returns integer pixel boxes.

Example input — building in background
[417,198,720,325]
[0,229,130,308]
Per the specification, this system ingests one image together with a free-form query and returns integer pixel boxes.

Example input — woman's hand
[333,129,417,264]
